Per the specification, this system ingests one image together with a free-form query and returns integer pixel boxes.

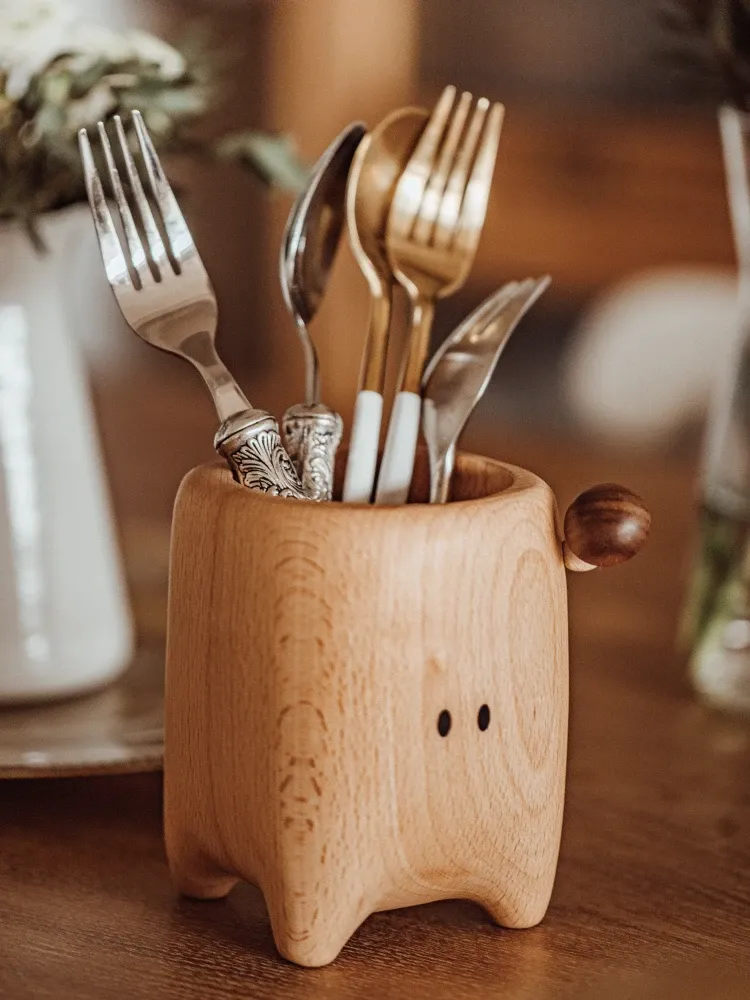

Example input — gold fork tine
[433,97,494,251]
[412,90,473,245]
[452,101,504,260]
[112,114,170,276]
[388,85,457,241]
[78,128,132,289]
[96,121,152,287]
[132,110,197,266]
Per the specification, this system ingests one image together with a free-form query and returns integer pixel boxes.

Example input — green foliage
[214,132,311,192]
[680,505,746,648]
[0,24,308,239]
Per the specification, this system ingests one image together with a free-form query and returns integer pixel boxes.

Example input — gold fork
[374,85,504,505]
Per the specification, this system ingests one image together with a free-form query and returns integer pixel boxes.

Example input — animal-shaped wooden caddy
[164,451,649,967]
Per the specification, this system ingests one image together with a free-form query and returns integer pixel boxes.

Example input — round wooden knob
[563,483,650,569]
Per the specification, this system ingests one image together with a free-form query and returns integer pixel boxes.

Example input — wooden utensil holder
[164,451,649,967]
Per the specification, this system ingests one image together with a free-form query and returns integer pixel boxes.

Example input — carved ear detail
[563,483,650,572]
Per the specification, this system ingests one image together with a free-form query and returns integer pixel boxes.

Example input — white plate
[0,647,163,778]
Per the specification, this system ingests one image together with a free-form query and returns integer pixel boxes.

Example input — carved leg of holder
[165,458,570,967]
[167,851,239,902]
[264,882,373,968]
[477,876,558,931]
[164,813,239,901]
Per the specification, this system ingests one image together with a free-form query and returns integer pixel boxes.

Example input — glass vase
[684,105,750,714]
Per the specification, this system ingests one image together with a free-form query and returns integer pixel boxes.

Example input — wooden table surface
[1,376,749,999]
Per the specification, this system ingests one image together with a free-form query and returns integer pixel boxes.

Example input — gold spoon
[341,106,429,503]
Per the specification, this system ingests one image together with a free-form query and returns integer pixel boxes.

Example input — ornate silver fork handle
[216,411,309,498]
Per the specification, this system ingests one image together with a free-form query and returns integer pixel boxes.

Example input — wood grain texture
[164,453,569,966]
[2,410,750,998]
[563,484,651,570]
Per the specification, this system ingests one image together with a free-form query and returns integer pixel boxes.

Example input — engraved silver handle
[281,403,343,502]
[215,410,309,499]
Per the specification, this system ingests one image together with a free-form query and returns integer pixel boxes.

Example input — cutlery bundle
[80,87,550,505]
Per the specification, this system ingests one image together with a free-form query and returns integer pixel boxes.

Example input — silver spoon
[280,122,367,500]
[421,276,551,503]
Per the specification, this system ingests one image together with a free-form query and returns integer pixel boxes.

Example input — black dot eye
[437,709,452,737]
[477,704,490,731]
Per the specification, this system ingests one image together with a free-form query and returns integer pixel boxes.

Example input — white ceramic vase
[0,204,134,703]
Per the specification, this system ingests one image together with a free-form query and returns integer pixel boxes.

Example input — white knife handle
[374,391,421,505]
[342,389,383,503]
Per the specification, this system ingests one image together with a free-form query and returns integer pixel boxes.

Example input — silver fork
[78,110,307,499]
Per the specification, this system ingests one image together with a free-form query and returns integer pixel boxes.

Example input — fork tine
[433,97,492,250]
[388,85,457,240]
[412,90,473,245]
[78,128,132,289]
[112,114,170,277]
[453,101,504,254]
[132,110,197,266]
[96,121,151,287]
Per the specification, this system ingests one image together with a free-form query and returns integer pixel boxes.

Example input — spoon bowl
[281,122,366,403]
[348,107,429,292]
